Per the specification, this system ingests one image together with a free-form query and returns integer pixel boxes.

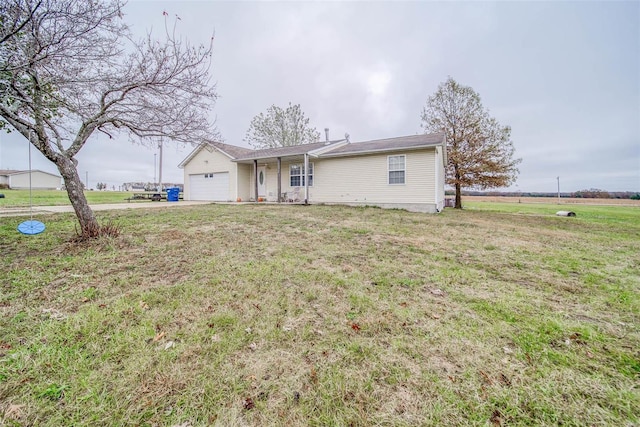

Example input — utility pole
[85,171,89,190]
[557,176,560,204]
[154,153,157,186]
[158,138,163,192]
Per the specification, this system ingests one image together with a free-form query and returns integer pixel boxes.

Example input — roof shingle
[234,140,346,160]
[319,132,445,157]
[207,141,254,158]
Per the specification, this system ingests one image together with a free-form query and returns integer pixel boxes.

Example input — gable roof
[318,132,446,158]
[233,140,347,161]
[0,169,21,176]
[178,141,255,168]
[209,141,254,159]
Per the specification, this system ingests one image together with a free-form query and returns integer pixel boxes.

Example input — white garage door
[189,172,230,201]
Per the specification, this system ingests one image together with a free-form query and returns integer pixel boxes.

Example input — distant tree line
[446,189,640,200]
[121,182,184,192]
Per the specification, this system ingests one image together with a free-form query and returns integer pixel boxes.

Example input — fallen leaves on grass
[490,409,504,426]
[153,331,166,342]
[430,288,445,296]
[243,397,255,410]
[351,323,361,331]
[41,308,66,320]
[479,370,494,385]
[139,301,150,310]
[499,373,512,387]
[3,404,25,420]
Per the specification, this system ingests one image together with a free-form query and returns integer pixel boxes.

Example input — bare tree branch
[0,0,219,238]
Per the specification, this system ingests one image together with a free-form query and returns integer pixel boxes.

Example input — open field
[1,203,638,426]
[462,195,640,207]
[0,190,134,208]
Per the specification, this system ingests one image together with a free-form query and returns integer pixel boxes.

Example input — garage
[189,172,230,201]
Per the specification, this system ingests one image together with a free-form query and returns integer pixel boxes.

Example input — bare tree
[0,0,217,238]
[421,77,520,208]
[244,102,320,149]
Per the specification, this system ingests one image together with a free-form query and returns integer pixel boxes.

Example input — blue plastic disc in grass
[18,220,46,235]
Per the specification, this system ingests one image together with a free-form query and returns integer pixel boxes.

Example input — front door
[257,166,266,197]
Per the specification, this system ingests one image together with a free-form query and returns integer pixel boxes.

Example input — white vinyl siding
[308,150,436,204]
[7,171,61,189]
[388,155,405,185]
[236,164,251,201]
[435,146,445,209]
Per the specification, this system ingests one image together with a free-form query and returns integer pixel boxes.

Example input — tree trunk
[454,168,463,209]
[56,156,99,236]
[455,182,462,209]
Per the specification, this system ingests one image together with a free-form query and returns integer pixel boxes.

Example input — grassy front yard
[0,190,133,208]
[1,203,638,426]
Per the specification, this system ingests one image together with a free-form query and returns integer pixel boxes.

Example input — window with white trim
[388,155,405,184]
[290,163,313,187]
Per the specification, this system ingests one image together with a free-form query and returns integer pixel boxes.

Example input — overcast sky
[0,0,638,192]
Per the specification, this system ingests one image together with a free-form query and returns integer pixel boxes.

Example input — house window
[388,155,405,184]
[290,163,313,187]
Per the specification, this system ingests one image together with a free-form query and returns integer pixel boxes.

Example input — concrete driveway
[0,200,211,217]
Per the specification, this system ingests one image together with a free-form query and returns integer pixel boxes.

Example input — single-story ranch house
[178,132,447,213]
[0,169,62,190]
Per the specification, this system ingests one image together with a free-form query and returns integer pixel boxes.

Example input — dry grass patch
[1,203,638,426]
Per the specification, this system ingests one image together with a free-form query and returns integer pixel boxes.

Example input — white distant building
[0,169,62,190]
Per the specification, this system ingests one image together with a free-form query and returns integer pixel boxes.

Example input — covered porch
[235,153,313,204]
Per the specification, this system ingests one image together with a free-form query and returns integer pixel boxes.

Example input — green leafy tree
[0,0,218,238]
[244,102,320,149]
[421,77,521,208]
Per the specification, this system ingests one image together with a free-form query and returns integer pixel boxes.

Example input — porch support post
[253,159,258,202]
[304,153,309,205]
[277,157,282,203]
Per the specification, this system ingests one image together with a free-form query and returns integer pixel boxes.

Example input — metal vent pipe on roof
[324,128,329,142]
